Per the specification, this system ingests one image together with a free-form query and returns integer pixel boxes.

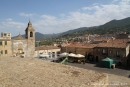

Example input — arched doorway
[17,43,24,54]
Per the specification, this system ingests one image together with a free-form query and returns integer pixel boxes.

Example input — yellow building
[0,32,12,57]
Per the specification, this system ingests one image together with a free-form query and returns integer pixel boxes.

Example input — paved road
[66,62,130,77]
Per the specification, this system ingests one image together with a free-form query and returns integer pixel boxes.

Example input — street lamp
[36,40,40,58]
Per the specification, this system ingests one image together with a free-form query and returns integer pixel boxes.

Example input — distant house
[61,38,130,67]
[35,46,61,57]
[94,39,130,66]
[61,42,96,56]
[0,32,12,56]
[116,33,130,39]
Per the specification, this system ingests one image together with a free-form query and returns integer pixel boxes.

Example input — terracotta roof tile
[67,39,129,49]
[35,46,60,51]
[96,39,129,48]
[67,42,97,48]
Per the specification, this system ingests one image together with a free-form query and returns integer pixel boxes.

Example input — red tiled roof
[35,46,60,51]
[96,39,129,48]
[67,39,130,49]
[83,44,98,48]
[94,38,110,42]
[67,42,83,47]
[67,42,97,48]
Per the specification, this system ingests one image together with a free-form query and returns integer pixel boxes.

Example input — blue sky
[0,0,130,36]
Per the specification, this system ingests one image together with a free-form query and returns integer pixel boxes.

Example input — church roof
[25,21,35,31]
[12,34,26,40]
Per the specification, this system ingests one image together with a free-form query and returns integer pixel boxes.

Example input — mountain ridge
[12,17,130,40]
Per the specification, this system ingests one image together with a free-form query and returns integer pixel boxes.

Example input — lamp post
[36,40,40,58]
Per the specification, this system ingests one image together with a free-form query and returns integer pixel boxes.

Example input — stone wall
[0,57,108,87]
[12,40,28,57]
[61,47,76,53]
[76,47,93,55]
[61,47,93,55]
[12,39,35,57]
[26,39,35,57]
[94,47,129,66]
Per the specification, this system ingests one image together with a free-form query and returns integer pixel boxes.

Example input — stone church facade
[0,21,35,57]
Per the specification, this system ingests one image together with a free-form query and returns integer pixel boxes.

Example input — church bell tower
[25,20,35,39]
[25,20,35,57]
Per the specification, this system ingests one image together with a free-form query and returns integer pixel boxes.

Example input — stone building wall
[76,47,93,55]
[12,40,28,56]
[94,47,110,60]
[35,48,60,56]
[94,46,129,66]
[26,39,35,57]
[12,38,35,57]
[0,40,12,57]
[61,47,93,55]
[0,21,35,58]
[61,47,76,53]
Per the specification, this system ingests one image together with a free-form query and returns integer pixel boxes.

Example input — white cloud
[59,14,65,17]
[5,18,13,21]
[33,0,130,34]
[19,12,35,17]
[1,0,130,36]
[0,19,26,36]
[112,0,119,3]
[2,20,25,28]
[41,15,56,20]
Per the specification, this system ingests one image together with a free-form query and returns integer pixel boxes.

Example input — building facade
[0,32,12,56]
[61,39,130,67]
[0,21,35,57]
[35,46,61,57]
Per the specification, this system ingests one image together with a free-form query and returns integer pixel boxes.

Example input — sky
[0,0,130,36]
